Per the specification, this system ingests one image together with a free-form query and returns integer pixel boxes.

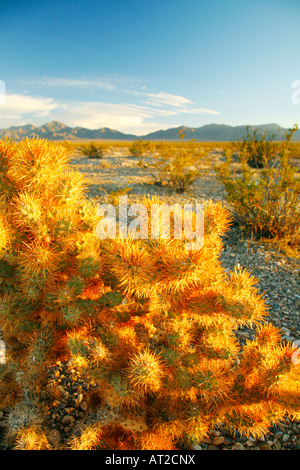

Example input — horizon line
[0,119,297,136]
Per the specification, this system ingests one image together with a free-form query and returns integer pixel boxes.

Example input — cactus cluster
[0,137,299,450]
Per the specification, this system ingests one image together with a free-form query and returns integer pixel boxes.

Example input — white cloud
[54,101,178,133]
[181,107,220,115]
[0,89,220,134]
[0,94,57,114]
[142,91,220,117]
[23,77,116,91]
[144,91,193,108]
[0,94,58,126]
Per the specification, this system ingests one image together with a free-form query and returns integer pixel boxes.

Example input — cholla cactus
[0,137,299,450]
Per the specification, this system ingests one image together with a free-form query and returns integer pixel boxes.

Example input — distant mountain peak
[0,121,299,141]
[43,121,70,130]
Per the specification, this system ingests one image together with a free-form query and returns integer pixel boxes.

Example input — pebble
[47,429,61,447]
[31,361,96,449]
[213,436,225,445]
[192,444,202,450]
[80,402,88,412]
[75,393,83,405]
[232,443,246,450]
[260,444,272,450]
[201,436,213,444]
[61,415,75,426]
[273,440,282,450]
[246,440,254,447]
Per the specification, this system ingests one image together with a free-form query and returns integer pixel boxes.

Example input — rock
[273,440,281,450]
[201,436,213,444]
[280,327,291,336]
[213,436,225,445]
[232,442,246,450]
[246,439,254,447]
[260,444,271,450]
[192,444,202,450]
[61,415,75,426]
[47,429,61,447]
[80,401,88,412]
[56,385,65,394]
[237,331,250,339]
[75,393,83,405]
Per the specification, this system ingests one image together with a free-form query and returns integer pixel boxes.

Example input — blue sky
[0,0,300,135]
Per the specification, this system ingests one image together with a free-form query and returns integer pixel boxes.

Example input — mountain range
[0,121,299,142]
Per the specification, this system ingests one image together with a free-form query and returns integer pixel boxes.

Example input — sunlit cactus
[0,136,299,450]
[13,426,50,450]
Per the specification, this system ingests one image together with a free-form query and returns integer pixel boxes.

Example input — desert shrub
[129,139,154,158]
[59,140,78,155]
[78,142,103,158]
[149,141,207,193]
[109,186,132,205]
[0,137,299,450]
[288,142,300,160]
[233,126,279,169]
[215,125,300,246]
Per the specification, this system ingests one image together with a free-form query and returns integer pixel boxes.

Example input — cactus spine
[0,137,299,450]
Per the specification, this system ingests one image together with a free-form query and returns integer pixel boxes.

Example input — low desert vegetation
[141,139,209,193]
[233,126,279,169]
[78,141,104,159]
[0,136,299,450]
[129,138,154,159]
[215,125,300,250]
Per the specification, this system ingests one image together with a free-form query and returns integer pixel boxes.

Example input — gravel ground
[0,147,299,450]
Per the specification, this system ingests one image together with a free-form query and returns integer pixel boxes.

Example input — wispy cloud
[0,79,220,134]
[0,94,177,133]
[17,77,220,115]
[144,91,193,108]
[19,77,117,91]
[181,107,220,115]
[50,101,179,133]
[142,91,220,117]
[0,94,58,125]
